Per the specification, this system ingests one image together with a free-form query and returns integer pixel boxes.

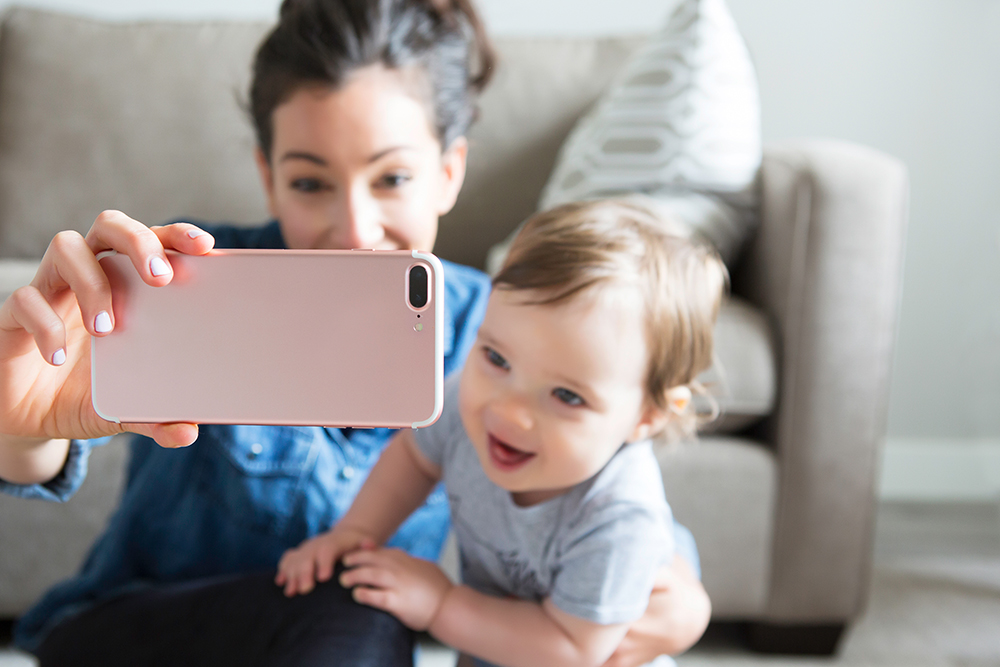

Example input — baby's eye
[484,347,509,370]
[553,387,585,407]
[377,172,412,189]
[291,178,325,193]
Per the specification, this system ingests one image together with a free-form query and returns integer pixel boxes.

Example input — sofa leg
[746,621,846,655]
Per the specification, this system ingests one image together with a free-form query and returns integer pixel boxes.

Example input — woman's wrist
[0,436,71,485]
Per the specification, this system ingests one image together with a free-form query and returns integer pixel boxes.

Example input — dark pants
[34,571,414,667]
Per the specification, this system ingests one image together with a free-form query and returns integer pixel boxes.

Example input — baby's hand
[275,528,371,597]
[340,546,453,632]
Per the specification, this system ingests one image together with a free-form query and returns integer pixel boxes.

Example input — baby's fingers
[281,551,319,597]
[340,561,395,591]
[275,550,297,588]
[315,551,336,583]
[351,585,394,613]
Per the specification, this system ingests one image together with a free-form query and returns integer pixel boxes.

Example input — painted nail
[187,228,207,239]
[51,349,66,366]
[149,256,171,277]
[94,311,113,334]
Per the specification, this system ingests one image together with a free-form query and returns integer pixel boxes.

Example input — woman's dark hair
[250,0,495,160]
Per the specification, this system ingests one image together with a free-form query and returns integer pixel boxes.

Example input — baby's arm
[602,555,710,666]
[275,429,440,596]
[434,590,629,667]
[341,547,627,667]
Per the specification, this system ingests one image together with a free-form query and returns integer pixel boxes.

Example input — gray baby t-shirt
[414,375,674,659]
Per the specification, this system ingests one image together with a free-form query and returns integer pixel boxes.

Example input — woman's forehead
[270,66,440,155]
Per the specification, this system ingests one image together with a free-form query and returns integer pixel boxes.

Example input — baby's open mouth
[487,433,536,471]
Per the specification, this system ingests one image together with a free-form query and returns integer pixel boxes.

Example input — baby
[276,199,727,667]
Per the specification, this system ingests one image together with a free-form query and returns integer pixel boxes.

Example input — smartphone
[91,248,444,428]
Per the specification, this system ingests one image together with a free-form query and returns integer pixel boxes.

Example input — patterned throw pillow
[487,0,761,272]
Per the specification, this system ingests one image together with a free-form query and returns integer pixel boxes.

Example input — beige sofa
[0,7,908,654]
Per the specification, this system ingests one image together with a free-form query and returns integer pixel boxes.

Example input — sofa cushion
[699,296,777,433]
[486,0,761,271]
[437,35,644,270]
[657,435,777,616]
[0,8,271,259]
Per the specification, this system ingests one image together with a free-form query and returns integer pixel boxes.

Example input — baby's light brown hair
[493,199,728,439]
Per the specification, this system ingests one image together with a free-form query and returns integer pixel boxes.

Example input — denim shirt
[2,221,493,651]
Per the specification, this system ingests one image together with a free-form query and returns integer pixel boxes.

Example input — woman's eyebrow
[368,146,415,163]
[280,151,327,166]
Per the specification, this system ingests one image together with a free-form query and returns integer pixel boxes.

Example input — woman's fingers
[1,285,69,366]
[82,212,215,286]
[19,214,217,361]
[124,422,200,449]
[149,222,215,256]
[32,230,115,341]
[84,210,179,287]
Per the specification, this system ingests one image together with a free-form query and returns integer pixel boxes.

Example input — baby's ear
[627,403,670,443]
[627,386,693,443]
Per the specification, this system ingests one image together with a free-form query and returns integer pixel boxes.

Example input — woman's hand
[340,545,454,632]
[0,211,215,477]
[600,555,711,667]
[275,527,375,597]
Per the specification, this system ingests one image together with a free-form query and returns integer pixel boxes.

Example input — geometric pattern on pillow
[536,0,762,264]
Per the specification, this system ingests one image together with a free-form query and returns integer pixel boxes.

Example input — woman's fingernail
[150,256,171,277]
[51,349,66,366]
[94,311,113,333]
[187,228,207,239]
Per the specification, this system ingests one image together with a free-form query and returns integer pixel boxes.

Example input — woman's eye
[377,173,411,189]
[484,347,509,370]
[291,178,325,193]
[553,387,585,407]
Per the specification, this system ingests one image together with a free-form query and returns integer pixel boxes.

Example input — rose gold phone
[91,249,444,428]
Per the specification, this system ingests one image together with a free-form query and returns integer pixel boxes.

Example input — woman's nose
[337,190,383,248]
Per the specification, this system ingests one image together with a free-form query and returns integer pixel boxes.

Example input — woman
[0,1,710,665]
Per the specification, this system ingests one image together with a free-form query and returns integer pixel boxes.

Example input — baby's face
[257,65,466,252]
[459,284,663,505]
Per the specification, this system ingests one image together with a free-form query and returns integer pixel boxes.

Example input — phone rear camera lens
[409,265,428,309]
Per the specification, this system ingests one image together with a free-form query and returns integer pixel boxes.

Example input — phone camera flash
[414,323,423,332]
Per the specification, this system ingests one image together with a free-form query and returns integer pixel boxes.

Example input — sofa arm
[735,140,908,624]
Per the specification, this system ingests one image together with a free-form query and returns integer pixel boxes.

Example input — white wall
[1,0,997,500]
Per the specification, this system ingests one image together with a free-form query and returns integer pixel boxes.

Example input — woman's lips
[487,433,535,471]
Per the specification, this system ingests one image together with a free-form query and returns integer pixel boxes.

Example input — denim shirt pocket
[199,425,321,537]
